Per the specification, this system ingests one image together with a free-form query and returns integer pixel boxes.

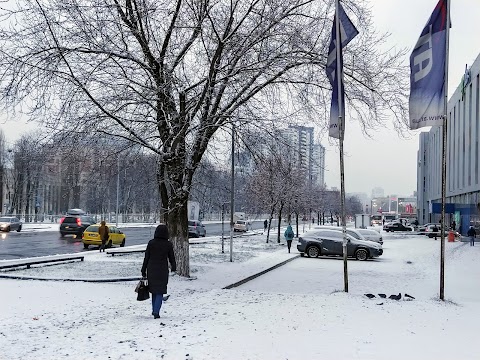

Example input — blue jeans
[470,236,475,246]
[151,293,163,315]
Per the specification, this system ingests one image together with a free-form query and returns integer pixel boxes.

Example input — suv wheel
[355,248,369,261]
[306,245,320,258]
[120,239,125,247]
[83,243,89,249]
[17,226,22,232]
[60,232,65,237]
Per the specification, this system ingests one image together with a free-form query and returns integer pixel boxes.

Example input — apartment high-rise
[283,125,325,187]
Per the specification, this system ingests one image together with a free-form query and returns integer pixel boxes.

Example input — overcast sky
[324,0,479,198]
[1,0,478,199]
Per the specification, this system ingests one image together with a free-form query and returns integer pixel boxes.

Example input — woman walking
[141,224,176,319]
[284,224,295,253]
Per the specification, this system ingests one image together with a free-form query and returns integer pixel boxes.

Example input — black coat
[141,225,177,294]
[467,227,476,237]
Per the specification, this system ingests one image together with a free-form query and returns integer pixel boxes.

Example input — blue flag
[326,3,359,139]
[409,0,449,130]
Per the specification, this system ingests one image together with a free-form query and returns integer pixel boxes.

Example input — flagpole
[335,0,348,293]
[440,0,451,301]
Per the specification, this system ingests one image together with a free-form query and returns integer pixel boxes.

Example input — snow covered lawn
[0,233,478,359]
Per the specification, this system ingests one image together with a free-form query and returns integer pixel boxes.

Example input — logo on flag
[326,3,359,139]
[409,0,448,130]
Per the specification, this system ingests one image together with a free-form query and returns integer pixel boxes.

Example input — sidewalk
[2,233,479,360]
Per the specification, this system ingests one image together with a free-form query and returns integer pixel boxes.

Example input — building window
[449,111,452,191]
[476,74,479,185]
[463,97,466,189]
[469,83,473,187]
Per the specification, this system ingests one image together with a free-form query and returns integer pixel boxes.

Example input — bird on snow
[404,293,415,300]
[388,293,402,300]
[378,294,387,298]
[364,293,376,299]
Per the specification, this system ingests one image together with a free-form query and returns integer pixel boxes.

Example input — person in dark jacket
[141,224,177,319]
[98,221,109,252]
[263,219,268,233]
[432,224,439,240]
[467,226,476,246]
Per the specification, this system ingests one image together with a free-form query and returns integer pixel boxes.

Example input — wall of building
[418,53,480,233]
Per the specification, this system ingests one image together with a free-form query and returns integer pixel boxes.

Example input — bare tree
[0,0,409,276]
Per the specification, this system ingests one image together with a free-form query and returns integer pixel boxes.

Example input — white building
[417,53,480,234]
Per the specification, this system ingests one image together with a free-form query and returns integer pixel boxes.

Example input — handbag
[135,280,150,301]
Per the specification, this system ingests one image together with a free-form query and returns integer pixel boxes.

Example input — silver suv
[297,229,383,261]
[313,225,377,243]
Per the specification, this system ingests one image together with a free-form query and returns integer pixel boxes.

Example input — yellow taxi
[82,224,126,249]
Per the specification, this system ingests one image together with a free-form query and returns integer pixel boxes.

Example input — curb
[0,274,142,283]
[222,254,300,289]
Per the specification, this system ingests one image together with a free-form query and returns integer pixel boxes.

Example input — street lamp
[221,201,229,254]
[115,155,120,227]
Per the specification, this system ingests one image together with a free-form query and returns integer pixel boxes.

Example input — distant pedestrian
[141,224,177,319]
[467,226,476,246]
[382,218,385,226]
[284,224,295,253]
[451,220,456,231]
[432,224,439,240]
[98,220,109,252]
[264,219,268,233]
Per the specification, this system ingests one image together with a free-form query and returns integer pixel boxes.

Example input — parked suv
[297,229,383,261]
[313,225,375,243]
[60,214,96,237]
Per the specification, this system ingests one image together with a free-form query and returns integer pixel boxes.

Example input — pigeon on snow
[364,293,376,299]
[388,293,402,300]
[378,293,387,298]
[404,293,415,300]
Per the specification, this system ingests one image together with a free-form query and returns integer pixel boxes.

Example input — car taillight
[60,217,65,224]
[76,218,82,226]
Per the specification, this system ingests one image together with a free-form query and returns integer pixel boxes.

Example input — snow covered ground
[0,231,478,360]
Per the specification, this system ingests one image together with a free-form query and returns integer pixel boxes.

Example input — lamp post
[295,199,299,237]
[230,122,235,262]
[115,155,120,227]
[221,201,229,254]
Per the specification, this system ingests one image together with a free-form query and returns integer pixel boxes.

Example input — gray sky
[324,0,480,197]
[1,0,478,198]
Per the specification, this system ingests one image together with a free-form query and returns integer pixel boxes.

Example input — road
[0,219,269,260]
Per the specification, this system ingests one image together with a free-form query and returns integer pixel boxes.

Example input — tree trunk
[166,199,190,277]
[267,205,275,243]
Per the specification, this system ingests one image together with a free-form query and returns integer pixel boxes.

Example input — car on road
[188,220,206,238]
[60,214,96,237]
[421,224,450,238]
[297,229,383,261]
[233,220,248,232]
[383,222,413,232]
[356,228,383,244]
[82,224,126,249]
[417,223,447,235]
[0,217,22,232]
